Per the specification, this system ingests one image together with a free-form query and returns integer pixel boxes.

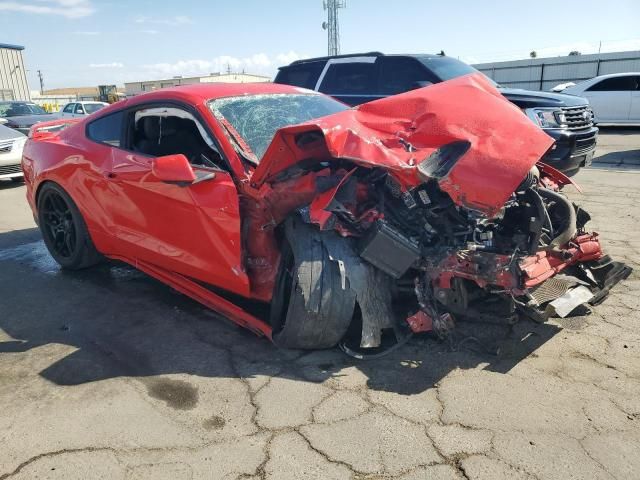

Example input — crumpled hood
[252,74,555,216]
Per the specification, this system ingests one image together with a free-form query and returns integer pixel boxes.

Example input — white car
[563,73,640,124]
[0,121,27,182]
[59,101,109,118]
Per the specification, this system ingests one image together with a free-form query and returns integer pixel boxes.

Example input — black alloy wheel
[37,183,101,269]
[41,189,77,259]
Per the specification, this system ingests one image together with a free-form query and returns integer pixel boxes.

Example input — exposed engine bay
[278,160,631,356]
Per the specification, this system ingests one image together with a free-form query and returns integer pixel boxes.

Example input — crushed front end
[292,158,632,357]
[336,163,630,338]
[246,74,631,355]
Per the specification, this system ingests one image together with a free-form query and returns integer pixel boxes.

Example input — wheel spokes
[42,192,75,259]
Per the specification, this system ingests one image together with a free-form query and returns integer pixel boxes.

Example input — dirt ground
[0,130,639,479]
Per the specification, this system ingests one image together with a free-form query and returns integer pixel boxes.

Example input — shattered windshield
[208,93,347,161]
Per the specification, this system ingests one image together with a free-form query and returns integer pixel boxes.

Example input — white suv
[0,120,26,182]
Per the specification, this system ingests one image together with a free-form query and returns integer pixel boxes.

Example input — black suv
[275,52,598,175]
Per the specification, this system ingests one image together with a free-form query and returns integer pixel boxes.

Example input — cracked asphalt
[1,132,639,479]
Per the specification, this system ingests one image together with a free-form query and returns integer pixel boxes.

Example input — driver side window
[126,106,226,171]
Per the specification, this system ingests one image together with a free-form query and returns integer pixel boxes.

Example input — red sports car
[22,75,630,356]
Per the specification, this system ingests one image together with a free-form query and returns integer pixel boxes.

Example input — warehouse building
[473,50,640,92]
[0,43,30,101]
[124,72,270,96]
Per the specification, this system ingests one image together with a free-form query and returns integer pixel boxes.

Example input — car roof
[283,52,443,68]
[564,72,640,92]
[125,82,315,104]
[590,72,640,80]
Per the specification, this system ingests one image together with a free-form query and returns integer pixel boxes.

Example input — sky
[1,0,639,91]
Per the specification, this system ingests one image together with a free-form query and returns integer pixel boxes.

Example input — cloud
[140,29,159,35]
[134,15,193,26]
[0,0,94,18]
[73,30,100,35]
[141,52,309,78]
[276,51,309,65]
[90,62,124,68]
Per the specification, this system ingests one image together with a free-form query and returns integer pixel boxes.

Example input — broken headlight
[416,140,471,181]
[525,108,567,129]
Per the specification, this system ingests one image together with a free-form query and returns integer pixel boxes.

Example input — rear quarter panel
[22,122,117,254]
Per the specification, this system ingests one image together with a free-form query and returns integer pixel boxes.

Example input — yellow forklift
[97,85,124,103]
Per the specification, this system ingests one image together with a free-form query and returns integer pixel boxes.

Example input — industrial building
[124,72,270,97]
[0,43,30,101]
[473,50,640,91]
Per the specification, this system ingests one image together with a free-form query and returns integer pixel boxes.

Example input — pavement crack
[0,447,117,480]
[295,428,361,475]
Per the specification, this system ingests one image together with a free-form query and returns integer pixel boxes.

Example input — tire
[37,182,101,270]
[270,218,356,349]
[10,176,24,183]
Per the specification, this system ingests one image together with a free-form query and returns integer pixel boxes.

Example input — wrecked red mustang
[22,75,631,356]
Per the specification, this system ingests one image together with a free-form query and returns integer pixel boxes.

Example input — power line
[322,0,346,56]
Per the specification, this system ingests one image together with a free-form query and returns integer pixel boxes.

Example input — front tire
[270,218,356,349]
[37,182,101,270]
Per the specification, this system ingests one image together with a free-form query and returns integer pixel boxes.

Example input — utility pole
[322,0,346,56]
[37,69,44,95]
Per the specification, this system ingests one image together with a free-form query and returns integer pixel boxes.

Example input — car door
[85,104,250,297]
[317,57,380,106]
[631,76,640,122]
[583,76,633,123]
[61,103,75,117]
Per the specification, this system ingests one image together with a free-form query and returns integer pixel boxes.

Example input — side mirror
[152,154,196,183]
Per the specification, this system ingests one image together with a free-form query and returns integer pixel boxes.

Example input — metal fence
[473,50,640,91]
[30,94,97,112]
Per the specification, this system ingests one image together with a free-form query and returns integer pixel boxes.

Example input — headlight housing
[525,108,567,129]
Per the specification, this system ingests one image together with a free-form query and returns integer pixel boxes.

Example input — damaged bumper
[417,233,631,334]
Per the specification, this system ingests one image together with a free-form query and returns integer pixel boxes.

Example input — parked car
[562,73,640,124]
[0,121,27,182]
[275,52,598,176]
[0,101,60,135]
[22,80,629,356]
[59,101,109,118]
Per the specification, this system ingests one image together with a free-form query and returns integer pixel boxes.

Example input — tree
[530,51,537,58]
[568,50,581,56]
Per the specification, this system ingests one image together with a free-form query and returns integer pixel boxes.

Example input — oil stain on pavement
[146,378,199,410]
